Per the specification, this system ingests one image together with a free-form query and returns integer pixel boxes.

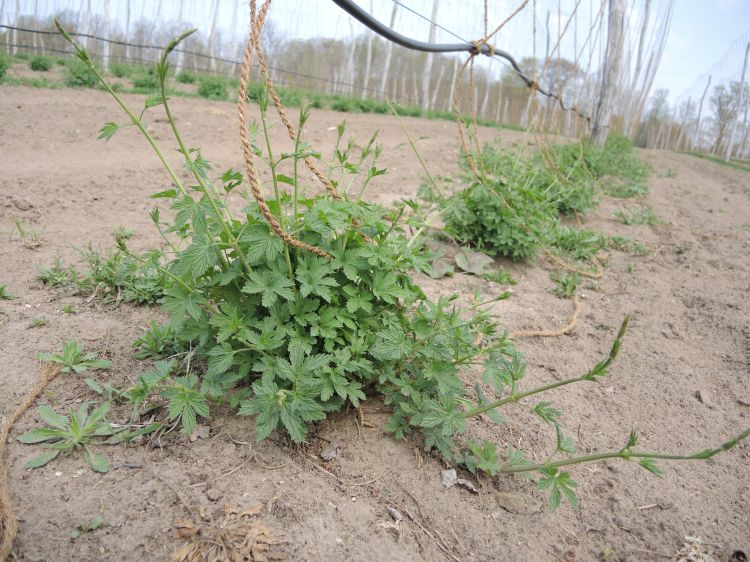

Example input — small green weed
[61,303,77,314]
[85,378,127,403]
[64,59,97,88]
[38,257,77,287]
[546,225,607,262]
[109,62,135,78]
[77,246,168,306]
[605,181,649,198]
[28,318,48,329]
[29,55,52,72]
[38,339,112,373]
[70,516,104,539]
[176,70,196,84]
[132,69,159,91]
[0,284,13,300]
[197,76,227,100]
[132,321,177,360]
[0,52,9,80]
[18,403,112,472]
[664,168,677,178]
[552,272,579,298]
[482,268,517,285]
[114,226,135,239]
[15,219,44,248]
[614,206,659,225]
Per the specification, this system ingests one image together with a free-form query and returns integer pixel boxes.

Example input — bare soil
[1,85,748,562]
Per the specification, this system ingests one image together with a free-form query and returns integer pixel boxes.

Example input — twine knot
[470,39,495,57]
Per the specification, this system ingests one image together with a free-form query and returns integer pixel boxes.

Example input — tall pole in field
[361,0,374,97]
[625,0,650,135]
[379,2,398,98]
[724,42,750,160]
[693,75,712,150]
[592,0,625,147]
[207,0,219,72]
[421,0,439,112]
[102,0,110,69]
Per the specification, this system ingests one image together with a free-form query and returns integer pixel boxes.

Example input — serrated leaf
[98,122,119,142]
[371,326,411,360]
[174,235,219,279]
[239,224,284,263]
[242,268,294,308]
[207,344,235,377]
[533,401,562,426]
[296,255,338,302]
[144,94,166,108]
[637,458,663,476]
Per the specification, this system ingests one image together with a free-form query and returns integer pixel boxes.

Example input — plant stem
[87,65,187,198]
[464,316,630,418]
[259,105,295,285]
[116,244,194,296]
[464,373,588,418]
[499,428,750,474]
[158,77,252,274]
[293,111,303,222]
[387,101,444,199]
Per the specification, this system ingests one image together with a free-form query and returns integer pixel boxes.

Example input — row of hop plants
[17,20,748,513]
[436,133,650,263]
[1,48,519,129]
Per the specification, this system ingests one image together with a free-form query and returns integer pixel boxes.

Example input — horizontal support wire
[0,23,419,105]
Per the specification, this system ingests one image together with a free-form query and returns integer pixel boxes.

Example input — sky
[659,0,750,103]
[3,0,750,105]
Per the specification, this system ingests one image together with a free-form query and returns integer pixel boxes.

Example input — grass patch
[29,55,52,72]
[197,75,228,100]
[614,206,659,225]
[686,151,750,174]
[64,59,98,88]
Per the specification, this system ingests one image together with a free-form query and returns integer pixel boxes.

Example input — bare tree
[693,75,712,149]
[361,0,374,97]
[379,3,398,97]
[624,0,650,135]
[101,0,110,69]
[724,42,750,159]
[592,0,625,147]
[421,0,439,111]
[207,0,219,72]
[12,0,19,55]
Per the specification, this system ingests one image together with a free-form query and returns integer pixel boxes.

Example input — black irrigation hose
[331,0,591,123]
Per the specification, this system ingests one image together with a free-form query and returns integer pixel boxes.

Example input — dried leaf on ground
[454,248,495,276]
[440,469,478,494]
[170,504,285,562]
[673,536,717,562]
[493,491,542,514]
[428,258,455,279]
[320,440,345,462]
